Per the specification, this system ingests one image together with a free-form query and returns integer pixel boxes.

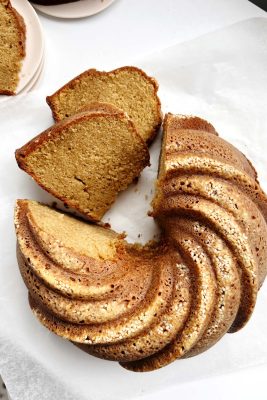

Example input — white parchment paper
[1,17,267,400]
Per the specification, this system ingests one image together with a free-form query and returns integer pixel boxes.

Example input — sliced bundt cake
[16,199,190,360]
[0,0,26,95]
[15,103,149,221]
[15,114,267,372]
[46,66,162,144]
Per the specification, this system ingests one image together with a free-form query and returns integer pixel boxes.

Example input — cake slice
[46,66,162,144]
[15,104,150,221]
[0,0,26,95]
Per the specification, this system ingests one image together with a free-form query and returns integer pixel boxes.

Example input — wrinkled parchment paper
[1,17,267,400]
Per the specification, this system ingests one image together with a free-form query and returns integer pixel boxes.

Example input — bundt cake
[0,0,26,95]
[15,103,150,221]
[46,66,162,144]
[14,114,267,372]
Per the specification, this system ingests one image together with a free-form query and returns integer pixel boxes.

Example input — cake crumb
[133,176,139,185]
[51,201,58,209]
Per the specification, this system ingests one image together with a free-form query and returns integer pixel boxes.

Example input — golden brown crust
[16,109,134,161]
[47,66,160,117]
[78,101,125,115]
[11,4,26,58]
[163,113,218,135]
[0,88,15,95]
[46,66,162,144]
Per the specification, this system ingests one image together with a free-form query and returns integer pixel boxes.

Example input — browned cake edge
[46,66,162,144]
[15,107,150,220]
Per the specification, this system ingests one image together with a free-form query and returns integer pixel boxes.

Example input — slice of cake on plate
[0,0,26,95]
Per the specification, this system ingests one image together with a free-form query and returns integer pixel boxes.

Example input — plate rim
[11,0,45,93]
[19,52,45,94]
[31,0,116,19]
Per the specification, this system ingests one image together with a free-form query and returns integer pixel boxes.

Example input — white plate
[31,0,116,19]
[9,0,44,94]
[19,52,45,94]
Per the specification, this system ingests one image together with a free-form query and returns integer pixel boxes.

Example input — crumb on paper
[51,201,58,209]
[133,176,139,185]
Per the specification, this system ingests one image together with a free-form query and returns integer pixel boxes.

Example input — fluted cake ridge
[15,114,267,372]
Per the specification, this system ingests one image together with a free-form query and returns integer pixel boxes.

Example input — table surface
[37,0,266,92]
[8,0,267,399]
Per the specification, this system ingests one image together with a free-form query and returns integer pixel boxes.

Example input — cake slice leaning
[46,66,162,144]
[15,103,150,221]
[0,0,26,95]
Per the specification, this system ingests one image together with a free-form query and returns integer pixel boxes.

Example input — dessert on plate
[0,0,26,95]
